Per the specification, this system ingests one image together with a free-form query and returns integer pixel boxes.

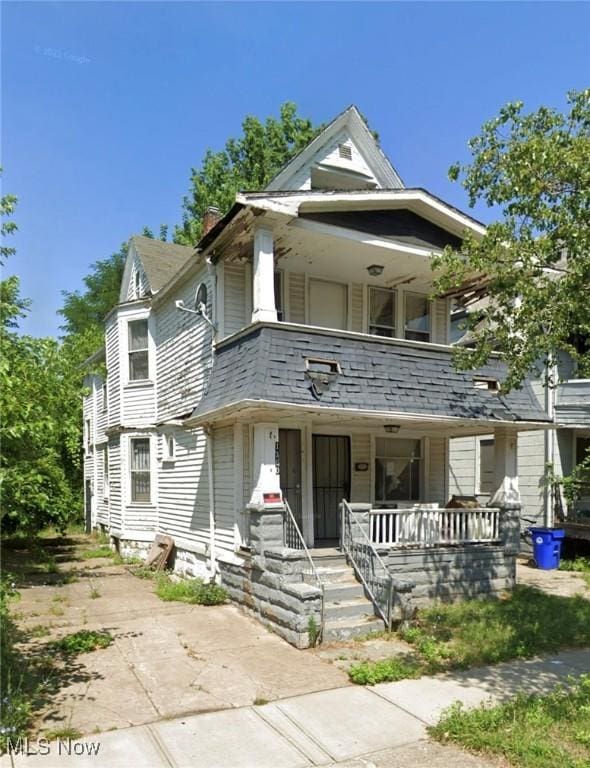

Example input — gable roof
[130,236,195,293]
[266,105,404,192]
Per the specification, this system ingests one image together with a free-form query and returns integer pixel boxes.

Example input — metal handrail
[283,498,325,644]
[341,498,393,630]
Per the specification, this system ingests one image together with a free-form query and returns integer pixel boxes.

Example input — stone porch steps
[314,551,386,642]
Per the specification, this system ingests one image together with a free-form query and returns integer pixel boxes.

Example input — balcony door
[309,279,348,330]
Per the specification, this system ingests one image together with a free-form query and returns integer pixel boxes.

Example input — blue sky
[3,1,589,337]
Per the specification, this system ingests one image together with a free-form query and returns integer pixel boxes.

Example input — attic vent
[305,358,341,399]
[474,377,500,392]
[338,143,353,161]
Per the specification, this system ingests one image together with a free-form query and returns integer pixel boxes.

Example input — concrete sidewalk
[4,650,588,768]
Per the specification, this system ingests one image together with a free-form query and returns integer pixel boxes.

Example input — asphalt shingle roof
[130,235,195,293]
[191,325,550,425]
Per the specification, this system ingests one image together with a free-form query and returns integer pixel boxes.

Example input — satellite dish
[194,282,208,314]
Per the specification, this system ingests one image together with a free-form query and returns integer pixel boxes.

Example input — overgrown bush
[155,575,227,605]
[0,576,31,752]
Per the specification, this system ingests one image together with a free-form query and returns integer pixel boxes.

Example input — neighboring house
[449,308,590,542]
[83,106,552,647]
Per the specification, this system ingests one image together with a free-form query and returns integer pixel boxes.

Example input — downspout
[544,355,556,526]
[205,425,216,576]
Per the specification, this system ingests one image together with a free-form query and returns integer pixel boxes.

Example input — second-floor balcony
[189,322,550,432]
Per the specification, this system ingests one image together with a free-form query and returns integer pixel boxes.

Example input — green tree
[433,89,590,392]
[1,167,18,265]
[175,102,321,244]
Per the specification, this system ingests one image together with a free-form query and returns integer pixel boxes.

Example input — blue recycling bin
[528,527,565,570]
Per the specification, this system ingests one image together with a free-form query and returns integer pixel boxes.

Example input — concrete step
[316,567,354,583]
[323,581,365,601]
[324,597,377,621]
[323,615,385,642]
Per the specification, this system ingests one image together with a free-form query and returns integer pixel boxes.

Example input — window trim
[404,291,431,343]
[103,447,109,500]
[368,285,397,338]
[475,436,495,496]
[163,432,176,463]
[373,436,423,505]
[127,318,150,383]
[129,436,152,504]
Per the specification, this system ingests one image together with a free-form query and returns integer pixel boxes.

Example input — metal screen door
[312,435,351,542]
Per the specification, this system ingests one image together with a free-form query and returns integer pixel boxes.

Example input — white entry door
[309,279,348,330]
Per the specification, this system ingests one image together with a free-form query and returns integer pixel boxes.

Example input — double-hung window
[374,438,422,503]
[404,293,431,342]
[369,287,396,337]
[128,319,149,381]
[130,438,151,503]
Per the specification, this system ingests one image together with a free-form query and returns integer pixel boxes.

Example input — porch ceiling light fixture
[384,424,401,434]
[367,264,384,277]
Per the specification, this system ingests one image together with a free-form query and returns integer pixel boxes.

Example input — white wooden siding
[108,437,122,532]
[224,262,248,337]
[122,383,156,425]
[289,129,376,190]
[288,272,306,324]
[213,426,235,555]
[126,251,149,300]
[157,428,210,548]
[105,316,120,427]
[427,437,447,502]
[448,436,477,497]
[351,433,371,502]
[156,268,212,422]
[351,283,363,333]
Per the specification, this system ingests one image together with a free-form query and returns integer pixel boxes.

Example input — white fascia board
[119,241,137,303]
[298,190,486,237]
[185,398,552,433]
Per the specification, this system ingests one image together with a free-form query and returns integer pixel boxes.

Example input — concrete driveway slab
[273,687,426,762]
[152,707,312,768]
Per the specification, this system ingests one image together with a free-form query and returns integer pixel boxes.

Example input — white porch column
[249,422,282,508]
[490,426,520,507]
[251,227,277,324]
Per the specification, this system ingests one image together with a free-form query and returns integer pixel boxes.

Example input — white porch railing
[369,506,501,547]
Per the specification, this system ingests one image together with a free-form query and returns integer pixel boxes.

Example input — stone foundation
[218,553,322,648]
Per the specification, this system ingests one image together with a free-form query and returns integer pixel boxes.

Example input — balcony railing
[369,506,501,548]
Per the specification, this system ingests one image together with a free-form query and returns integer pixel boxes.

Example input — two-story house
[83,106,551,646]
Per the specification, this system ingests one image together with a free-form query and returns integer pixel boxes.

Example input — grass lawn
[430,674,590,768]
[349,585,590,685]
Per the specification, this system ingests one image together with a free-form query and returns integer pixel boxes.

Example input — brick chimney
[202,206,222,236]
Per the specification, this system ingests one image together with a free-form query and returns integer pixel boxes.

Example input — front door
[313,435,351,543]
[279,429,302,529]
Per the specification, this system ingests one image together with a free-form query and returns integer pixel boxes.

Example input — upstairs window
[102,382,108,412]
[85,418,92,454]
[128,319,149,381]
[375,438,421,503]
[404,293,431,342]
[134,270,142,298]
[369,287,396,338]
[130,438,151,503]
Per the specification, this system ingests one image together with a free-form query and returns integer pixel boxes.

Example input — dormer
[267,105,403,192]
[119,236,195,304]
